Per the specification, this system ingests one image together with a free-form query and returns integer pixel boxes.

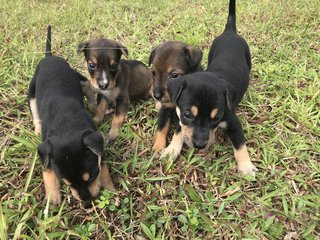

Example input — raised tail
[45,25,52,57]
[224,0,236,32]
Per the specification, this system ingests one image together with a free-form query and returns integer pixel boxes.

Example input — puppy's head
[78,39,128,93]
[148,41,202,103]
[167,73,236,149]
[38,130,105,202]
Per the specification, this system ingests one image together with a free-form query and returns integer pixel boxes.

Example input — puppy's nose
[98,81,108,90]
[153,87,163,101]
[193,139,207,149]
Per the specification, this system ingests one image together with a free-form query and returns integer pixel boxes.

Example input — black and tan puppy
[148,41,203,152]
[163,0,257,176]
[78,39,152,141]
[28,26,115,205]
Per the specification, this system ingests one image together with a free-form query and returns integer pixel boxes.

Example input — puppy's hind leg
[29,98,42,135]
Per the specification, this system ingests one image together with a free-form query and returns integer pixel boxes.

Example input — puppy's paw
[152,138,167,152]
[45,192,61,205]
[105,108,115,116]
[34,126,41,136]
[100,164,116,192]
[160,146,180,160]
[93,116,102,123]
[107,128,119,142]
[237,161,258,177]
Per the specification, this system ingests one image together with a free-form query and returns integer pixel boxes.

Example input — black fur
[28,26,104,202]
[167,0,251,151]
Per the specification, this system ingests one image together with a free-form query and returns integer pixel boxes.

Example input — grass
[0,0,319,239]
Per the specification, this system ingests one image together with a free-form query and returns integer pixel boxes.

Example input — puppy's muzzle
[153,86,164,101]
[192,131,209,149]
[98,79,108,90]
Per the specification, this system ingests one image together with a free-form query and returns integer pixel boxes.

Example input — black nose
[193,139,207,149]
[153,87,163,101]
[79,188,93,202]
[99,82,108,90]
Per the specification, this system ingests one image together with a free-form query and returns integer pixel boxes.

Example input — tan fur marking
[82,172,90,181]
[43,169,61,205]
[107,114,126,140]
[152,121,170,152]
[160,131,184,160]
[191,106,198,117]
[62,178,71,186]
[70,187,81,201]
[100,163,116,191]
[210,108,218,119]
[234,144,257,176]
[181,124,193,147]
[30,98,41,135]
[88,173,101,197]
[93,97,108,123]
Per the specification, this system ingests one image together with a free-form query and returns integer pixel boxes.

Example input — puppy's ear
[82,130,104,156]
[167,76,186,103]
[224,87,237,111]
[148,48,156,66]
[77,41,90,54]
[184,45,203,69]
[117,43,128,58]
[37,140,52,169]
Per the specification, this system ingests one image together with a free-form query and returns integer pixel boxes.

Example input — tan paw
[237,161,258,177]
[152,140,166,152]
[107,128,119,142]
[160,145,180,160]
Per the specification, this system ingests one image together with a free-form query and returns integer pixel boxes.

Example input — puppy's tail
[225,0,236,32]
[45,25,52,57]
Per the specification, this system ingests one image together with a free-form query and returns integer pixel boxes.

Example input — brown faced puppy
[163,0,257,176]
[78,39,152,141]
[148,41,203,151]
[28,26,115,205]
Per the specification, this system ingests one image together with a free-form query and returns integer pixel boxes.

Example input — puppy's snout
[153,86,163,101]
[98,80,108,90]
[193,139,208,149]
[193,130,209,149]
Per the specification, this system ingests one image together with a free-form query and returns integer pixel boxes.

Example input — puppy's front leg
[160,125,183,160]
[152,107,174,152]
[100,163,116,192]
[43,169,61,205]
[93,97,108,123]
[226,114,258,176]
[107,95,128,141]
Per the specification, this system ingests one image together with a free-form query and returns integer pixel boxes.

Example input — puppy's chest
[100,87,121,102]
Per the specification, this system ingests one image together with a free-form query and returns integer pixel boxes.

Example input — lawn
[0,0,319,239]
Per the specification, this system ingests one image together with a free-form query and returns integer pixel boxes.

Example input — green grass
[0,0,319,239]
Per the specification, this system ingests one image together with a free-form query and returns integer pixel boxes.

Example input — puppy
[28,26,115,205]
[164,0,257,176]
[78,39,152,141]
[148,41,203,152]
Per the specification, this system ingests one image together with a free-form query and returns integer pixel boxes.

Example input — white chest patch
[218,121,228,129]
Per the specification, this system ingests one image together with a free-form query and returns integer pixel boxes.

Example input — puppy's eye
[110,64,118,72]
[88,63,96,70]
[170,72,179,79]
[183,111,193,120]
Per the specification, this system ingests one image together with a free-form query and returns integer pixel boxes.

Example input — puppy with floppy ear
[161,0,257,176]
[78,39,152,141]
[29,26,115,205]
[148,41,203,152]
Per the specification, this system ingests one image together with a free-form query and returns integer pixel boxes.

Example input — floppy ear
[77,40,90,54]
[184,45,203,69]
[167,76,186,103]
[37,140,52,169]
[82,130,104,156]
[224,87,237,111]
[117,43,128,58]
[148,48,156,66]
